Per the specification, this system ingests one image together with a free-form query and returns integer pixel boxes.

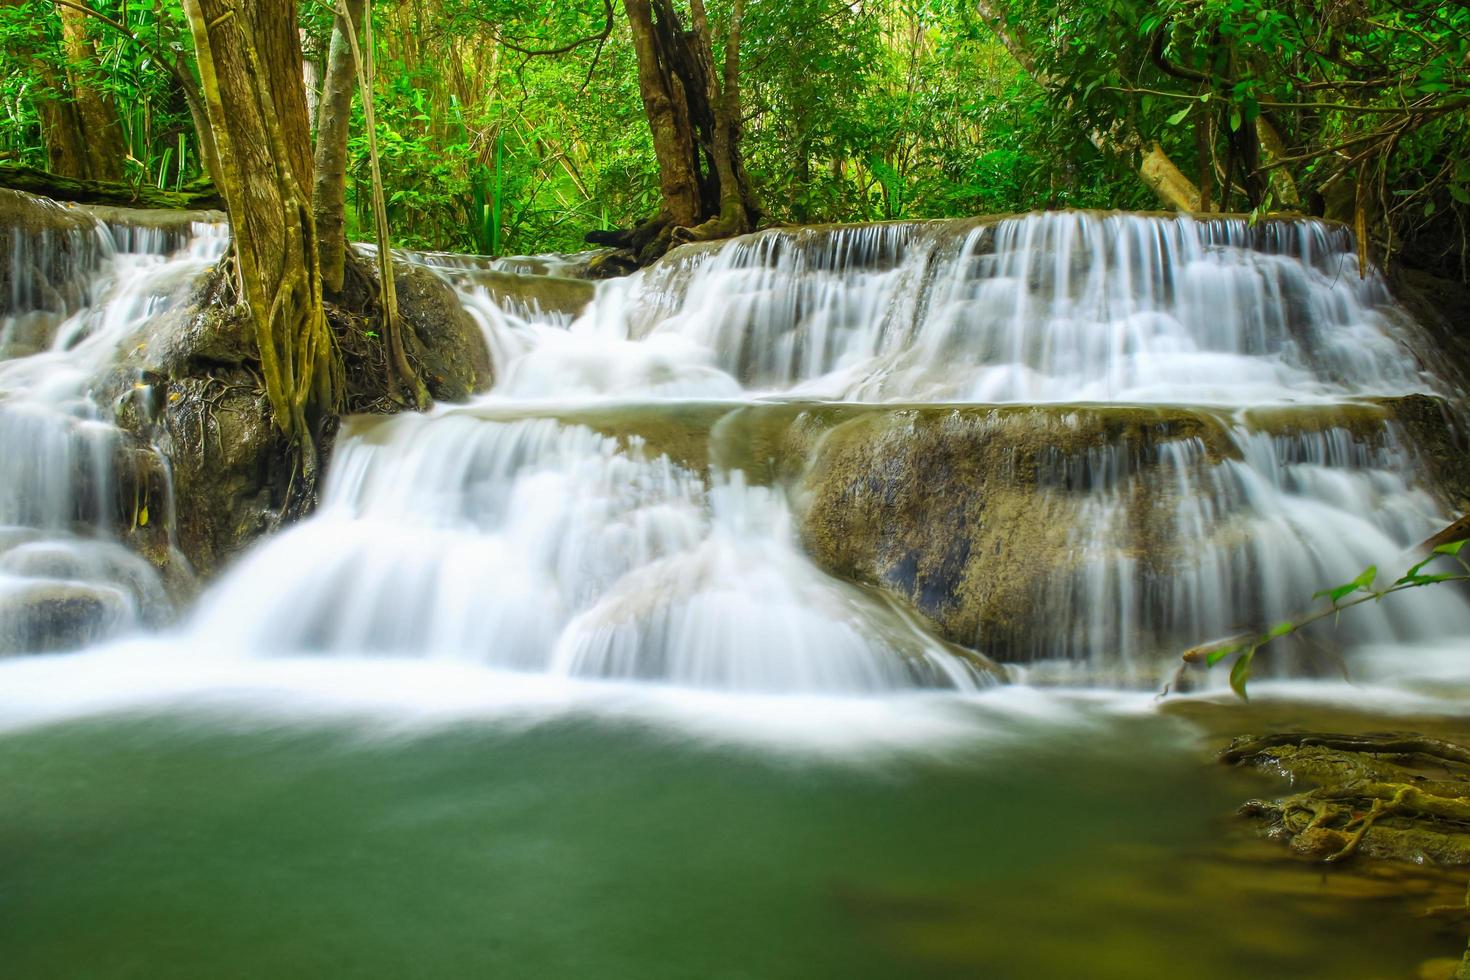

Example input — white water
[528,214,1442,403]
[0,202,1466,711]
[0,200,227,652]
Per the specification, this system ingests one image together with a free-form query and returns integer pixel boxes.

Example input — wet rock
[0,310,63,358]
[100,256,497,578]
[87,206,225,255]
[1378,393,1470,512]
[0,539,175,627]
[94,292,294,579]
[794,404,1238,661]
[0,580,130,655]
[394,263,495,401]
[157,373,289,578]
[1390,265,1470,391]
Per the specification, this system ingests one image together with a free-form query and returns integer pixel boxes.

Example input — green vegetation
[1185,535,1470,698]
[1,0,1464,275]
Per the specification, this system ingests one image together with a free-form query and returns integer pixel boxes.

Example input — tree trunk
[35,63,90,178]
[312,0,366,295]
[623,0,701,230]
[615,0,758,259]
[0,162,222,209]
[302,28,325,129]
[681,0,755,240]
[0,0,86,177]
[1255,116,1301,209]
[53,0,128,181]
[182,0,338,472]
[328,0,429,409]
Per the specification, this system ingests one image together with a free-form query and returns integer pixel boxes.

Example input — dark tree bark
[612,0,759,262]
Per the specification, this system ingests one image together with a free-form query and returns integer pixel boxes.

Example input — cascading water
[0,193,228,653]
[0,197,1464,694]
[192,413,984,692]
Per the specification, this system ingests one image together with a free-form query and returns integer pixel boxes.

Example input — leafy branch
[1177,522,1470,699]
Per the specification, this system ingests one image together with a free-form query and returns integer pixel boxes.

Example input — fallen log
[0,163,223,211]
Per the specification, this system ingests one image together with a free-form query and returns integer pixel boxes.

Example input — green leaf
[1267,621,1293,639]
[1206,642,1245,668]
[1434,539,1468,556]
[1229,107,1242,132]
[1166,107,1191,126]
[1399,572,1461,586]
[1450,184,1470,206]
[1229,649,1255,700]
[1314,565,1376,603]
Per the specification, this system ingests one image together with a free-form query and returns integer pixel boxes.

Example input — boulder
[793,405,1240,661]
[394,263,495,401]
[0,580,130,655]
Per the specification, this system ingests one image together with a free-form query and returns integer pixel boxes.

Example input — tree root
[1222,732,1470,767]
[1227,732,1470,869]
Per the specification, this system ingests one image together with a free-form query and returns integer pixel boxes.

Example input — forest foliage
[1,0,1466,277]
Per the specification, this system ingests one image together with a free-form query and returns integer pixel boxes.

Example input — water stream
[2,200,1469,976]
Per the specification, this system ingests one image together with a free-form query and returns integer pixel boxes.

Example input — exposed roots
[1227,732,1470,867]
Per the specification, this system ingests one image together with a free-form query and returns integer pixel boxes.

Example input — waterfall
[0,193,228,653]
[1,196,1464,694]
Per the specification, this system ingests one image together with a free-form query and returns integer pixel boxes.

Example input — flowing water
[2,199,1469,977]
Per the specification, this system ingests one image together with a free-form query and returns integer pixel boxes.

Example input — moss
[1237,401,1395,440]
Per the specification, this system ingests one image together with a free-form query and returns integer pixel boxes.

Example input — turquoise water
[1,675,1463,979]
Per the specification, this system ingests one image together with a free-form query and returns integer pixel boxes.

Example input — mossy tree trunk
[311,0,365,296]
[33,61,91,179]
[182,0,339,476]
[52,0,127,182]
[41,0,223,187]
[619,0,760,260]
[0,0,85,178]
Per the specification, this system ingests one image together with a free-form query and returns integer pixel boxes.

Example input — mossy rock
[792,404,1243,660]
[394,263,495,401]
[1377,394,1470,512]
[425,398,1459,667]
[1224,725,1470,960]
